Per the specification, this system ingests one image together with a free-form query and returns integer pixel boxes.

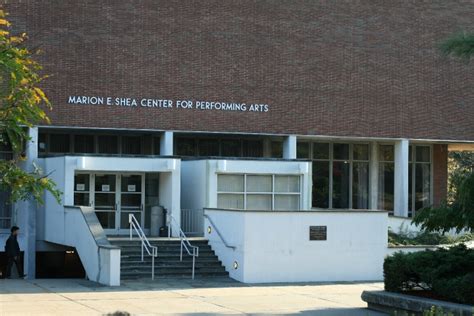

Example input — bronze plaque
[309,226,327,240]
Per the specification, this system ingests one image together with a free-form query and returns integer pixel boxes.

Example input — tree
[0,10,60,204]
[439,32,474,62]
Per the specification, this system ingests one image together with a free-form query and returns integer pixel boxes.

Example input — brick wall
[3,1,474,141]
[432,144,448,206]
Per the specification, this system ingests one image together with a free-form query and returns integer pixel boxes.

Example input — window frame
[216,173,302,211]
[408,144,433,217]
[299,141,370,209]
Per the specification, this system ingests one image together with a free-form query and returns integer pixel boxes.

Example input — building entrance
[74,173,145,235]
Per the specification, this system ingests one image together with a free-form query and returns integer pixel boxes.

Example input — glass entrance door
[74,173,145,235]
[94,174,118,234]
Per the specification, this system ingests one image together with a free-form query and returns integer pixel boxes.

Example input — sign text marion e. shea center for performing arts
[67,95,270,113]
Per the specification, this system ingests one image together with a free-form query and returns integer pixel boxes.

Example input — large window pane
[0,190,12,229]
[274,195,299,210]
[97,135,118,154]
[221,139,241,157]
[271,141,283,158]
[246,175,272,192]
[74,135,95,153]
[379,145,394,162]
[378,162,394,211]
[274,176,299,193]
[313,161,330,208]
[176,138,196,156]
[242,140,263,157]
[217,194,244,209]
[198,139,219,156]
[121,175,142,192]
[415,164,431,211]
[332,161,350,208]
[333,143,349,160]
[353,162,369,209]
[95,212,115,228]
[246,194,272,210]
[297,142,310,159]
[416,146,430,162]
[313,143,329,160]
[218,175,244,192]
[95,175,116,192]
[122,136,142,155]
[49,134,70,153]
[353,144,369,161]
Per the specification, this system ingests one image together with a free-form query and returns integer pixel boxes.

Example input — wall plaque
[309,226,327,241]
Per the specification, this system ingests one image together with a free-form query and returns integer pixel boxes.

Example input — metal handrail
[129,214,158,280]
[167,214,199,279]
[203,214,236,250]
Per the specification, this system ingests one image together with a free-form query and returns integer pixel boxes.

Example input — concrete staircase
[108,237,229,280]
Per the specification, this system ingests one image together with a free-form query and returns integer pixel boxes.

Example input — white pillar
[283,135,297,159]
[369,142,379,210]
[394,139,409,217]
[18,127,38,278]
[160,131,174,156]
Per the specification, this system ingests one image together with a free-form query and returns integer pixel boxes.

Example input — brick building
[0,1,472,284]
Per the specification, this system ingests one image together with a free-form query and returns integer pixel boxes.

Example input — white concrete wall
[182,159,312,211]
[388,216,423,234]
[205,209,388,283]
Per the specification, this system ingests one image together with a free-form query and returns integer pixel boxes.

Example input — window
[221,139,242,157]
[0,136,13,160]
[176,138,196,156]
[153,137,161,155]
[242,140,263,157]
[49,134,70,153]
[198,139,219,156]
[97,135,118,154]
[74,135,95,154]
[122,136,142,155]
[271,141,283,158]
[217,174,301,210]
[301,142,370,209]
[409,145,431,216]
[0,190,12,229]
[378,145,394,212]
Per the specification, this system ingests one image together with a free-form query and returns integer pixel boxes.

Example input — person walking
[5,226,25,279]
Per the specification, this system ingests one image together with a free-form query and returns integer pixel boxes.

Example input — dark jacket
[5,234,20,257]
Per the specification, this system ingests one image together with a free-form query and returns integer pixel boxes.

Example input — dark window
[221,139,242,157]
[297,142,310,159]
[312,161,330,208]
[74,135,95,154]
[122,136,142,155]
[333,143,349,160]
[271,141,283,158]
[153,137,161,155]
[332,161,350,208]
[176,138,196,156]
[49,134,70,153]
[313,143,330,160]
[38,133,47,153]
[198,139,219,156]
[97,136,118,154]
[242,140,263,157]
[0,190,12,229]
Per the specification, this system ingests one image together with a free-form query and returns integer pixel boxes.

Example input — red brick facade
[432,144,448,206]
[3,1,474,141]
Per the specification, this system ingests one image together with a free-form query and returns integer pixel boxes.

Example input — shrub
[384,245,474,304]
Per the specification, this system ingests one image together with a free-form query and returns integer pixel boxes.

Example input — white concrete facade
[205,209,388,283]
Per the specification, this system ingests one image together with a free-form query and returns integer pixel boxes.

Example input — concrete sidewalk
[0,278,385,315]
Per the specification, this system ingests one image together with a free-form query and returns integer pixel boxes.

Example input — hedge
[384,244,474,305]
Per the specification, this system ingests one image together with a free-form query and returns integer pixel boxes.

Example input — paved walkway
[0,278,385,315]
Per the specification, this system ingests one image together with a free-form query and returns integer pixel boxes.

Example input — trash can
[150,206,164,237]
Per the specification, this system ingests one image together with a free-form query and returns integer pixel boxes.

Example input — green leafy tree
[439,32,474,62]
[0,10,60,204]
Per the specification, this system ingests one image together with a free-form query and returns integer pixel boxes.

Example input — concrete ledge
[361,290,474,316]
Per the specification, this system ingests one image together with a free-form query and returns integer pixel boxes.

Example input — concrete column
[283,135,297,159]
[394,139,409,217]
[18,127,39,279]
[160,131,174,156]
[369,142,379,210]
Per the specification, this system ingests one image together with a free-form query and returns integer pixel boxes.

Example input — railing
[203,214,236,250]
[181,209,204,236]
[129,213,158,280]
[168,214,199,279]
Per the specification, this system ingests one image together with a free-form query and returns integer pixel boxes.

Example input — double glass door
[74,173,145,235]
